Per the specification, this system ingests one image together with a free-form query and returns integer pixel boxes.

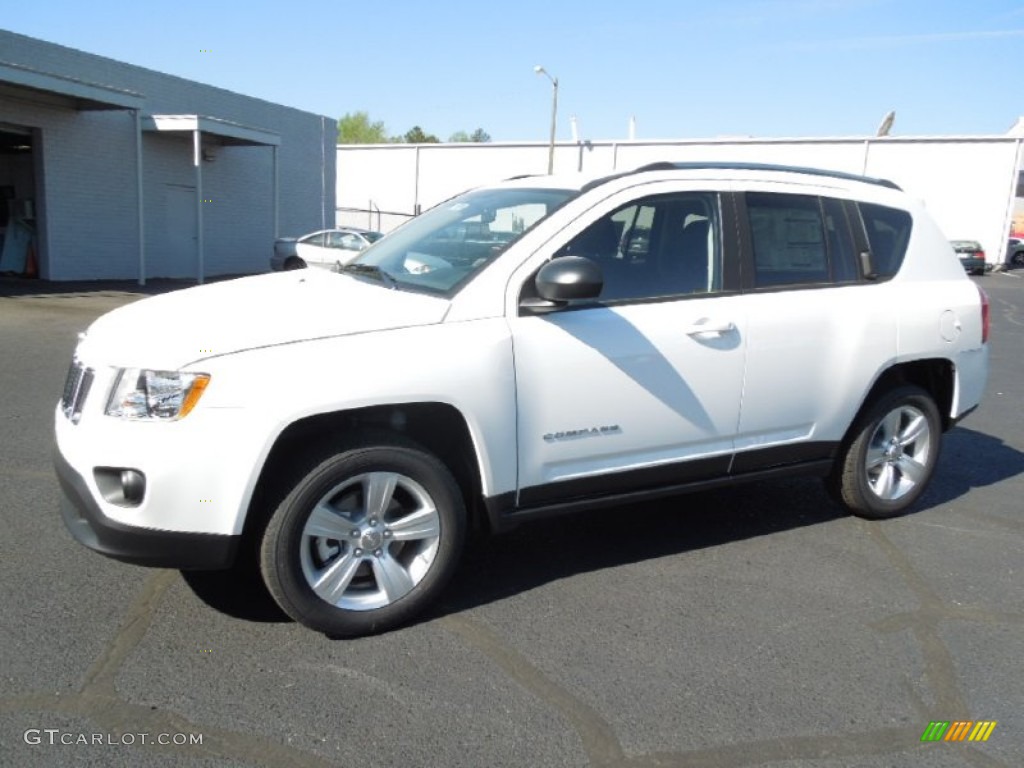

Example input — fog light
[94,467,146,508]
[121,470,145,504]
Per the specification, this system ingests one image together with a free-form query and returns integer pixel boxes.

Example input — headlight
[105,369,210,420]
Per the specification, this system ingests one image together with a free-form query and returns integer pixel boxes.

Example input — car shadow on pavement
[179,554,289,623]
[435,478,845,622]
[178,425,1024,630]
[433,424,1024,625]
[917,425,1024,506]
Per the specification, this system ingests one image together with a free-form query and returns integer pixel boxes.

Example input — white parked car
[55,162,989,636]
[271,227,383,271]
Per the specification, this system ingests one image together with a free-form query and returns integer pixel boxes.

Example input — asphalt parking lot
[1,273,1022,768]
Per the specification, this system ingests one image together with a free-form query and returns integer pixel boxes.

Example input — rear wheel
[827,385,941,519]
[260,438,466,636]
[283,257,306,270]
[1012,251,1024,267]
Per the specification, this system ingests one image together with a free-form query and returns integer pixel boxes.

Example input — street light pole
[534,65,558,174]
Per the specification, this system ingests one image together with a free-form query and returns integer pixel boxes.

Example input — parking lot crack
[79,570,176,698]
[441,614,626,767]
[861,521,967,715]
[620,726,923,767]
[0,568,340,767]
[1,688,340,767]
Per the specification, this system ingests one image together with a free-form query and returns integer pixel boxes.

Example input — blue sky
[7,1,1024,142]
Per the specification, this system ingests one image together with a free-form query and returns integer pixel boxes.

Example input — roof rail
[582,161,901,192]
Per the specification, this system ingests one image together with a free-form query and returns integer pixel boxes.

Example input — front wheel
[827,385,941,519]
[260,439,466,636]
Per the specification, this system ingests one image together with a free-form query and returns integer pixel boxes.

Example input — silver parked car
[271,227,383,271]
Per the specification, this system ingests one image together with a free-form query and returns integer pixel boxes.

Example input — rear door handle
[684,319,736,337]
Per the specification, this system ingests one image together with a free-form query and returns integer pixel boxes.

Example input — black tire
[283,257,306,271]
[260,438,466,636]
[1012,251,1024,267]
[827,385,941,519]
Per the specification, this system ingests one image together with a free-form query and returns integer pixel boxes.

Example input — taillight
[977,250,986,263]
[978,285,990,343]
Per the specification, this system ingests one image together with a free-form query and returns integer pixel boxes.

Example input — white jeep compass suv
[54,162,990,636]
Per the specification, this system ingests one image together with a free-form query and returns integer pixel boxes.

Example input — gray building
[0,30,335,281]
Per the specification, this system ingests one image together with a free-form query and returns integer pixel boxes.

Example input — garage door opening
[0,126,40,277]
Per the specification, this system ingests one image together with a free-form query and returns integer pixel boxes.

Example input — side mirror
[536,256,603,301]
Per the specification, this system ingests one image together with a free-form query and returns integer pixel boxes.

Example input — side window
[747,193,828,287]
[859,203,913,277]
[338,233,362,250]
[560,192,722,302]
[302,233,326,247]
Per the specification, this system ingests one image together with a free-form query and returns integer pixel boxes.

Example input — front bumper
[54,445,239,570]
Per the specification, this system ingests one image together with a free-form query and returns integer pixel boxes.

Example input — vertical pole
[321,116,327,231]
[272,145,279,239]
[193,129,204,284]
[413,144,421,216]
[547,78,558,174]
[134,110,146,286]
[997,138,1024,268]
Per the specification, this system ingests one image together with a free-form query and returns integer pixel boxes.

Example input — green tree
[448,128,492,143]
[337,111,389,144]
[399,126,440,144]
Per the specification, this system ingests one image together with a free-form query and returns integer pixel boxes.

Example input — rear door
[731,189,897,470]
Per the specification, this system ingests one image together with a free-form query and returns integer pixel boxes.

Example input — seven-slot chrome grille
[61,360,93,424]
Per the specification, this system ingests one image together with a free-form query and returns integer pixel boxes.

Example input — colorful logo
[921,721,997,742]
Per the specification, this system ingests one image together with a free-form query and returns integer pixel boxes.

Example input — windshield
[350,186,575,295]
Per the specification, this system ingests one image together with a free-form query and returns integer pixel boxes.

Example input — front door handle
[684,318,736,337]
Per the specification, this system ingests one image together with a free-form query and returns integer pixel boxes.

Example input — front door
[510,186,747,506]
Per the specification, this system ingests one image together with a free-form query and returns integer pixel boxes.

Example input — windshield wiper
[337,262,397,289]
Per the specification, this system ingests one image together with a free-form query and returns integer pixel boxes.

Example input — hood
[79,270,450,369]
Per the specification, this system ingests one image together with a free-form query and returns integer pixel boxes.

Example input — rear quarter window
[859,203,913,277]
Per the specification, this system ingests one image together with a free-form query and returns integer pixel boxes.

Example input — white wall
[862,140,1023,265]
[338,136,1023,266]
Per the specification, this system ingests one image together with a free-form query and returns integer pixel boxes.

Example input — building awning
[0,60,144,110]
[141,114,281,284]
[142,114,280,146]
